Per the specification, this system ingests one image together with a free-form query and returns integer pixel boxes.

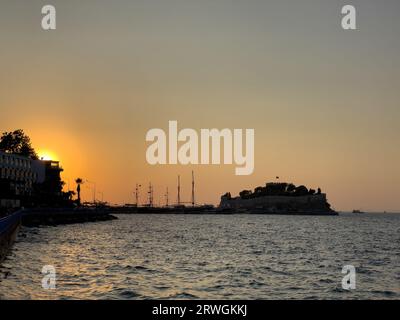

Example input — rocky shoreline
[21,208,118,227]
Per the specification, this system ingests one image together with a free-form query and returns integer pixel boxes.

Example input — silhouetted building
[0,151,64,208]
[31,159,64,204]
[0,151,37,207]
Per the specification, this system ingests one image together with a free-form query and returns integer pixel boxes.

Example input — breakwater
[21,208,117,227]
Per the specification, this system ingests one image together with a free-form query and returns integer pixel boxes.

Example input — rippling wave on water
[0,213,399,299]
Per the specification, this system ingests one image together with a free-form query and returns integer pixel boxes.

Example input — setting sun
[38,150,58,161]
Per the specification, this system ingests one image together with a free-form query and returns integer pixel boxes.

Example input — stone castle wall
[220,194,328,209]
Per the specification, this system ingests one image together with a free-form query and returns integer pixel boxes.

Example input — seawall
[22,208,118,227]
[0,210,22,263]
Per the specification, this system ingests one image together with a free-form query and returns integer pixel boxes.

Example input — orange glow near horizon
[37,150,58,161]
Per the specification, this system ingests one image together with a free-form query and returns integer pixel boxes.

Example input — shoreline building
[0,151,63,208]
[31,158,64,204]
[0,151,36,208]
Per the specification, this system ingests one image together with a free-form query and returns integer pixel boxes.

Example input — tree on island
[294,185,309,196]
[75,178,84,206]
[286,183,296,194]
[239,190,252,199]
[0,129,38,159]
[234,182,320,200]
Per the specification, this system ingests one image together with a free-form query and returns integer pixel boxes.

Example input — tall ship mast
[191,170,195,207]
[165,187,169,207]
[135,183,140,207]
[147,182,154,207]
[177,175,181,206]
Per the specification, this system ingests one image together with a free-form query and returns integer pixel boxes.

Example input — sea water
[0,213,399,299]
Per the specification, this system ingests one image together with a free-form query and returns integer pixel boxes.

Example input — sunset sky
[1,0,399,211]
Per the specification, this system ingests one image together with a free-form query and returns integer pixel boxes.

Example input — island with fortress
[219,182,337,215]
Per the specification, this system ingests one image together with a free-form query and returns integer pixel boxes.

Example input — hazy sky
[1,0,399,211]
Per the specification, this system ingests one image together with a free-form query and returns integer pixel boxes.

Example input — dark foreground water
[0,213,399,299]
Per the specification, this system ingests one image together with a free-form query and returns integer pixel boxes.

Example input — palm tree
[75,178,84,206]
